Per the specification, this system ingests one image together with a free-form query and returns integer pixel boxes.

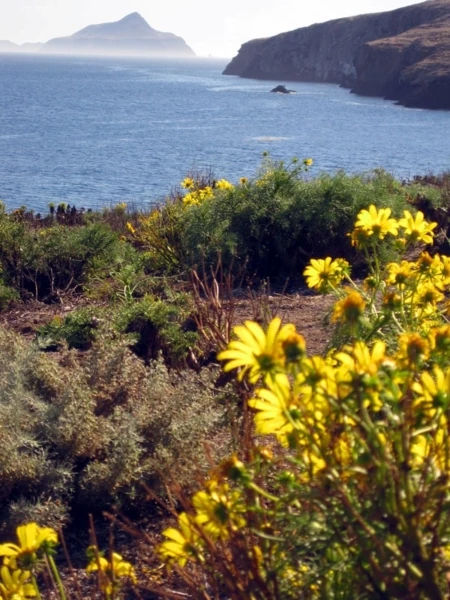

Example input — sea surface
[1,53,450,212]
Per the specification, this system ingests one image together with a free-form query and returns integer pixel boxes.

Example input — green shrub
[0,325,233,527]
[0,218,125,300]
[0,283,18,311]
[115,293,198,365]
[179,160,410,279]
[37,308,103,350]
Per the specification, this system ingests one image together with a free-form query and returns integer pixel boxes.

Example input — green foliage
[0,283,18,311]
[0,217,125,300]
[179,159,410,278]
[115,293,198,365]
[0,325,232,528]
[37,308,103,350]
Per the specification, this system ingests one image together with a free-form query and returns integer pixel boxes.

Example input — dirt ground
[0,291,333,356]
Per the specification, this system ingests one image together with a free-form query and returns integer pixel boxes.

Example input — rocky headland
[223,0,450,109]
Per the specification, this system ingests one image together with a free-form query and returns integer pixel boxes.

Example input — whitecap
[252,136,291,142]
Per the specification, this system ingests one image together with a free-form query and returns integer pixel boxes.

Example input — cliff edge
[223,0,450,109]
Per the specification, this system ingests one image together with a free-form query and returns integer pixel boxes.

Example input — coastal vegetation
[1,157,450,598]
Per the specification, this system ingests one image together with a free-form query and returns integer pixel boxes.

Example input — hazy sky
[1,0,425,57]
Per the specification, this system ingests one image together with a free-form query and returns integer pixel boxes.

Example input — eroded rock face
[223,0,450,109]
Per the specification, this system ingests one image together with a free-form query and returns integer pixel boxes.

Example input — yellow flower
[193,481,246,540]
[332,290,366,325]
[336,341,387,377]
[183,186,215,206]
[385,261,415,288]
[280,331,306,364]
[303,158,313,166]
[86,551,136,595]
[215,179,234,191]
[199,186,214,201]
[182,191,200,206]
[0,523,58,569]
[429,325,450,353]
[349,227,370,248]
[249,373,296,443]
[0,566,35,600]
[415,251,439,276]
[114,202,127,213]
[159,513,202,567]
[239,177,248,185]
[413,366,450,411]
[398,210,437,245]
[303,257,349,293]
[298,356,338,399]
[217,317,295,383]
[126,221,136,235]
[382,291,402,310]
[414,283,444,309]
[300,449,327,481]
[397,333,429,367]
[181,177,195,189]
[439,255,450,284]
[354,205,399,239]
[410,429,447,471]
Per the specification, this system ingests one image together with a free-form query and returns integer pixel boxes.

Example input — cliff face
[223,0,450,109]
[42,13,195,57]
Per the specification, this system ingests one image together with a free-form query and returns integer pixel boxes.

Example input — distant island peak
[0,13,195,58]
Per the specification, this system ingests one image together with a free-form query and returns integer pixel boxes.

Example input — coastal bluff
[223,0,450,109]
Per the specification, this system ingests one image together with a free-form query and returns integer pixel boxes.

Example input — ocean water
[1,53,450,212]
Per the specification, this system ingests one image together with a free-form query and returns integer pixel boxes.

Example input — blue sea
[1,53,450,212]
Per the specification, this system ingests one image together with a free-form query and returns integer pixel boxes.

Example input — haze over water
[1,53,450,212]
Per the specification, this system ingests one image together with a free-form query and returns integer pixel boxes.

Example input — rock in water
[270,85,295,93]
[223,0,450,110]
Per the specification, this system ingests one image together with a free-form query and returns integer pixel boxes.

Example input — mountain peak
[119,13,150,26]
[42,12,195,57]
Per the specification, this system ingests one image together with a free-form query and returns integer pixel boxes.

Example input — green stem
[31,574,42,600]
[47,554,67,600]
[248,481,278,503]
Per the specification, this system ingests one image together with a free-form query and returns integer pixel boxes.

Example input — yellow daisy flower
[215,179,234,191]
[303,257,349,293]
[354,205,399,239]
[249,373,295,442]
[0,566,35,600]
[86,551,136,595]
[332,290,366,325]
[397,333,429,367]
[193,481,245,540]
[336,341,387,377]
[385,261,415,288]
[217,317,295,383]
[429,325,450,353]
[181,177,195,189]
[159,513,202,567]
[398,210,437,245]
[0,523,58,570]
